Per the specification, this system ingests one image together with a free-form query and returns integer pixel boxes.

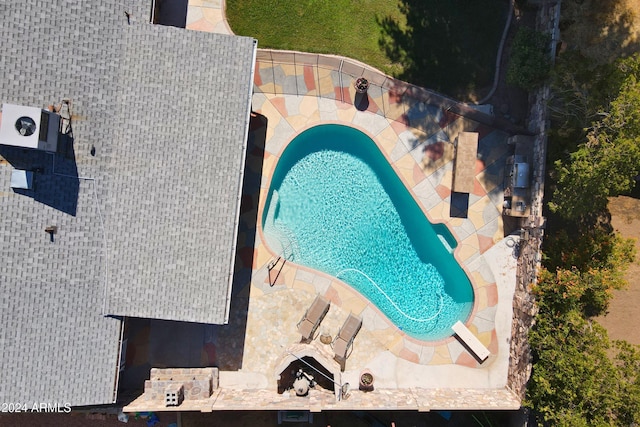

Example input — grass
[226,0,404,74]
[226,0,508,99]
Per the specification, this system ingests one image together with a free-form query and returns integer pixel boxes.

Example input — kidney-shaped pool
[262,124,473,340]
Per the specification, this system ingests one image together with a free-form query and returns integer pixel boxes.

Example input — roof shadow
[117,113,269,398]
[0,133,79,216]
[117,263,254,394]
[153,0,188,28]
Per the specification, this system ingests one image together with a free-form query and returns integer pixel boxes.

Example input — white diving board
[452,320,490,362]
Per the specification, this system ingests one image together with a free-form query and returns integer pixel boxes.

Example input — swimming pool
[262,124,473,340]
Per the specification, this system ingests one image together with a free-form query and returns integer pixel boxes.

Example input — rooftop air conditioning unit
[0,103,60,152]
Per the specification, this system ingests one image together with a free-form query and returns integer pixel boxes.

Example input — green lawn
[226,0,404,74]
[227,0,508,98]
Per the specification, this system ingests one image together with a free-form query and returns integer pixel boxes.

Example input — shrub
[507,27,552,90]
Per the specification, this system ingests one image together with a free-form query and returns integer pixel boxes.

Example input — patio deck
[235,57,522,409]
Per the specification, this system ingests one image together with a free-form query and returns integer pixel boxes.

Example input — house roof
[102,23,256,324]
[0,0,256,406]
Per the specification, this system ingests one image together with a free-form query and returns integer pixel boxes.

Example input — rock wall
[506,0,561,400]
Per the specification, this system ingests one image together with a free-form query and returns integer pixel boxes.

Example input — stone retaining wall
[506,0,561,400]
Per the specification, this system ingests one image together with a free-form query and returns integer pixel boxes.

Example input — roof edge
[223,38,258,324]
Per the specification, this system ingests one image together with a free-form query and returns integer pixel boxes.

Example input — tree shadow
[377,0,509,99]
[629,181,640,200]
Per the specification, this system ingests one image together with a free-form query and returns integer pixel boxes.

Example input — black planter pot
[354,77,369,94]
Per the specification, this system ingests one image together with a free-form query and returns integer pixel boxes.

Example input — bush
[507,27,552,90]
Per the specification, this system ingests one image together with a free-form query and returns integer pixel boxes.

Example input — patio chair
[332,313,362,371]
[297,295,330,343]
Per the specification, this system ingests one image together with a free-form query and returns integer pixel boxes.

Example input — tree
[528,222,637,425]
[527,309,618,425]
[531,14,640,426]
[541,220,635,316]
[543,225,635,274]
[549,54,640,220]
[527,265,640,426]
[546,51,624,158]
[612,340,640,425]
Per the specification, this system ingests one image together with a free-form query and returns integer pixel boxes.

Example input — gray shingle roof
[103,24,256,324]
[0,0,255,406]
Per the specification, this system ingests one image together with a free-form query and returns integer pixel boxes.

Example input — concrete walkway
[186,0,231,34]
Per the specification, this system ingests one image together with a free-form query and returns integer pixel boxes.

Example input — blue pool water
[262,125,473,340]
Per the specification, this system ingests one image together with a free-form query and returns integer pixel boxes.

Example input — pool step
[437,234,454,254]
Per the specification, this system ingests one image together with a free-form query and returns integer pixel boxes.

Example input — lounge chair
[297,295,330,343]
[332,313,362,371]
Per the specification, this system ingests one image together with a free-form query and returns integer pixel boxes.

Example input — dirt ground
[595,196,640,345]
[559,0,640,63]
